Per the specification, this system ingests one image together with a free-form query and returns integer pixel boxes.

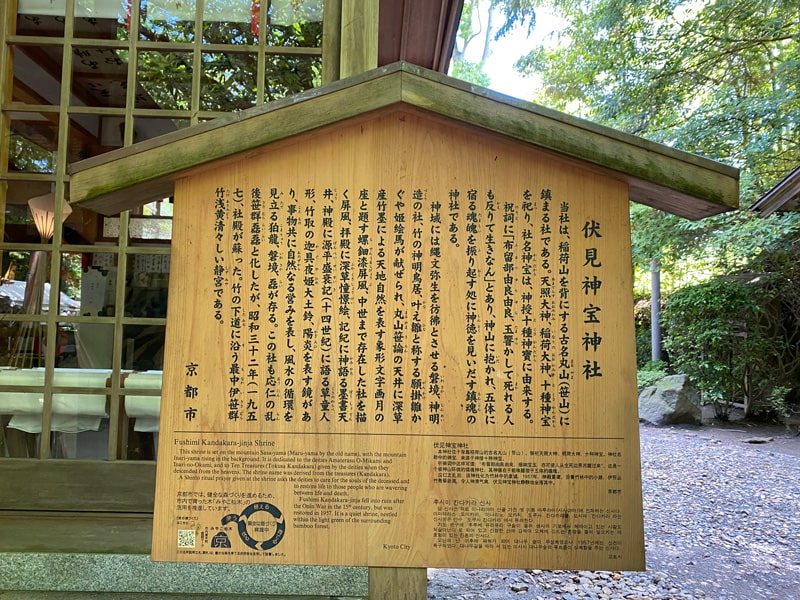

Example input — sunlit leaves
[491,0,800,291]
[506,0,800,200]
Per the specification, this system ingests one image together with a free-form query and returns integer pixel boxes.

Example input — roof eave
[69,62,739,220]
[750,165,800,216]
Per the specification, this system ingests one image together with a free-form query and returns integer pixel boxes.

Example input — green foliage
[490,0,800,295]
[452,0,495,77]
[450,60,492,87]
[482,1,800,419]
[663,277,767,418]
[637,360,668,391]
[629,204,800,290]
[492,0,538,38]
[633,296,655,367]
[8,135,54,173]
[662,245,800,420]
[137,4,323,111]
[511,0,800,201]
[761,386,793,422]
[59,253,83,300]
[451,0,534,88]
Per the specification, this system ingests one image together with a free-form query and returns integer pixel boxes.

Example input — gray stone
[0,553,368,598]
[638,374,701,425]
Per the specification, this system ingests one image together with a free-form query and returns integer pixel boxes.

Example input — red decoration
[251,1,260,37]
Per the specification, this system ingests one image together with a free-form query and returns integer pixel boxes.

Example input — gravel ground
[427,422,800,599]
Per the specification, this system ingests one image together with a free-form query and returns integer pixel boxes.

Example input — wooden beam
[369,568,426,600]
[340,0,378,78]
[0,459,156,512]
[0,511,153,554]
[322,0,342,84]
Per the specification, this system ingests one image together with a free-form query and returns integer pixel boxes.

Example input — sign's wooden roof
[69,62,739,220]
[750,165,800,216]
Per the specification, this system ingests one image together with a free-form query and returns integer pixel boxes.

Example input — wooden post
[322,0,342,84]
[340,0,379,78]
[0,0,18,232]
[369,567,426,600]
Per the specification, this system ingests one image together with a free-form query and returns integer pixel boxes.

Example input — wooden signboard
[152,106,645,569]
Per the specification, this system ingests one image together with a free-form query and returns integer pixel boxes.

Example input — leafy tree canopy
[470,0,800,285]
[511,0,800,199]
[452,0,537,86]
[137,2,322,112]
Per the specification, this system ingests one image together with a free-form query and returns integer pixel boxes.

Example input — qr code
[177,529,196,548]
